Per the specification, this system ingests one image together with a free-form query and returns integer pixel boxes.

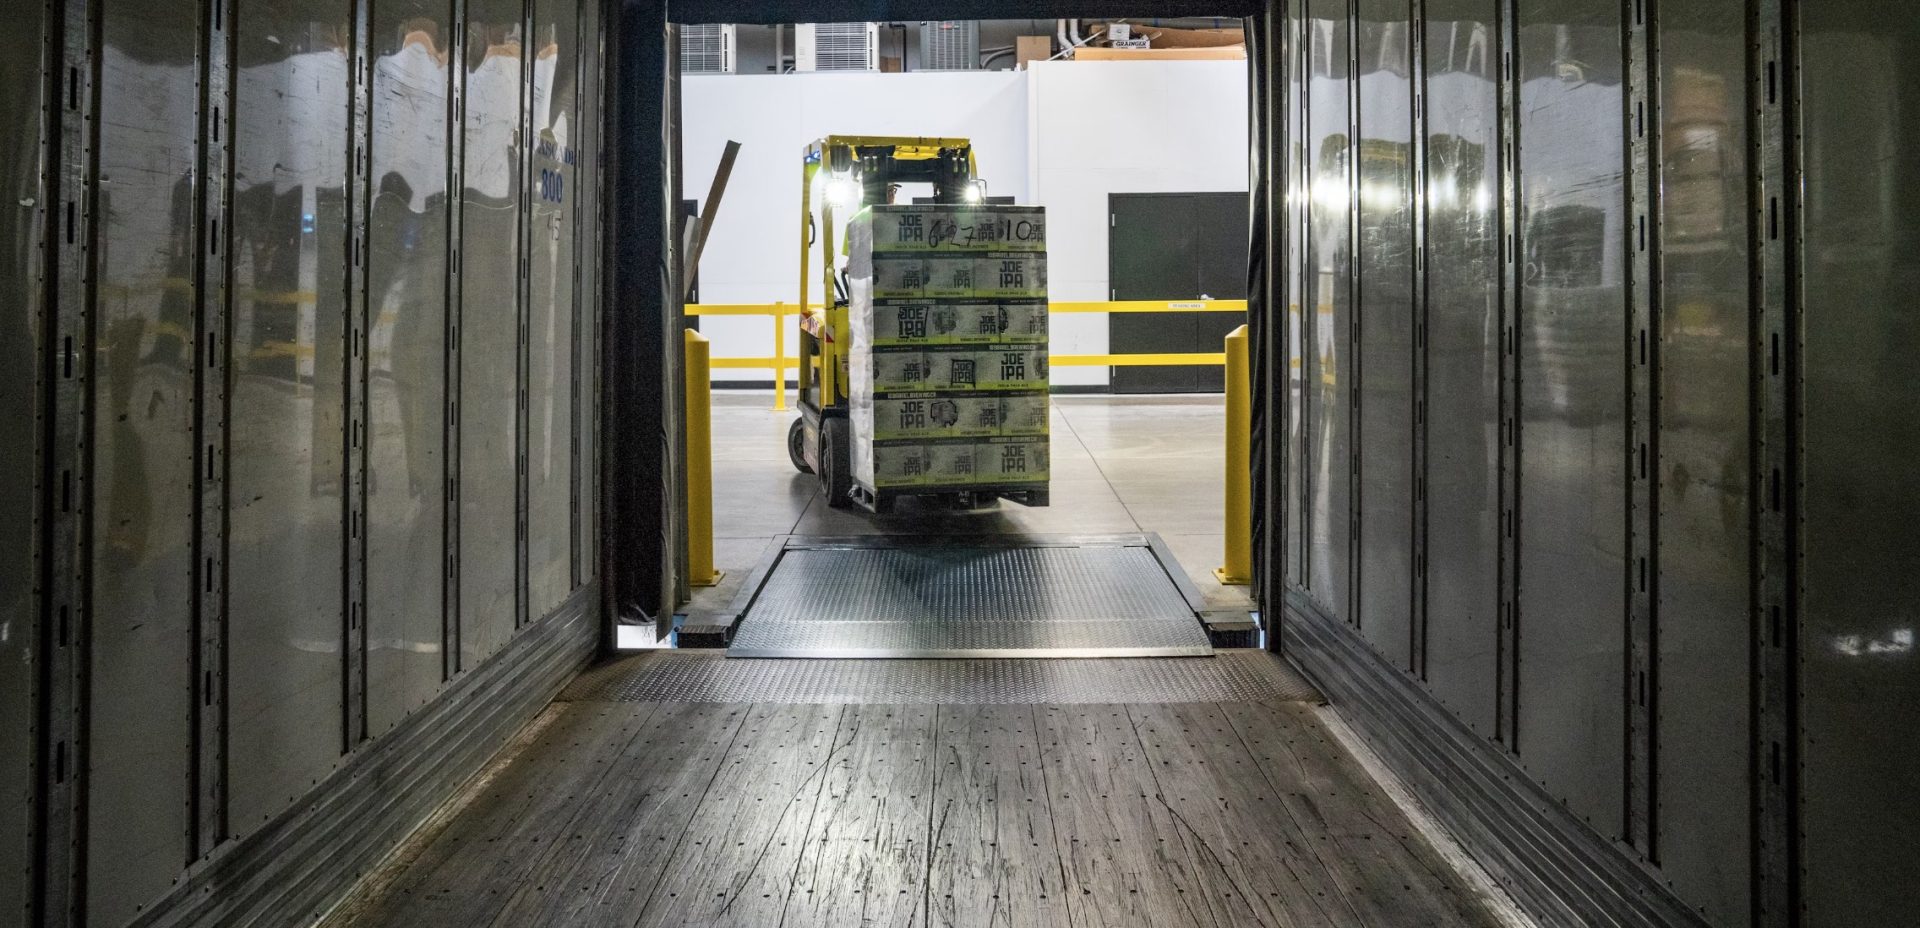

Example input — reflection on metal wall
[1654,0,1751,920]
[462,0,527,667]
[0,0,50,923]
[366,0,452,736]
[1304,0,1351,622]
[86,1,200,919]
[1420,0,1499,736]
[1355,0,1415,671]
[529,0,579,620]
[1282,1,1305,594]
[575,0,602,589]
[1798,3,1920,924]
[1511,0,1626,834]
[1273,0,1920,922]
[226,0,353,834]
[15,0,601,921]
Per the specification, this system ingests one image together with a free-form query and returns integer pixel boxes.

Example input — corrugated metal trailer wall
[6,0,604,924]
[1272,0,1920,925]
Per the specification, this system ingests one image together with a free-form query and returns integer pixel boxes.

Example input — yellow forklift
[787,135,999,511]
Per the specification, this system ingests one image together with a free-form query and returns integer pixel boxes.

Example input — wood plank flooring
[328,688,1504,927]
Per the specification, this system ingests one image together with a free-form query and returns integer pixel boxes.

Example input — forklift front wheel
[821,418,854,508]
[787,418,813,474]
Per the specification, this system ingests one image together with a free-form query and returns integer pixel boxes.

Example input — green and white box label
[870,349,929,392]
[875,394,1005,441]
[870,205,1047,253]
[977,437,1050,483]
[979,253,1047,298]
[872,255,929,298]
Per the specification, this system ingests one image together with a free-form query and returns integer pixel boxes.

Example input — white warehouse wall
[1026,59,1250,385]
[680,59,1249,388]
[682,70,1030,380]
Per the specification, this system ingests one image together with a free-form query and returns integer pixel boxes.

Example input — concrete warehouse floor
[691,390,1255,622]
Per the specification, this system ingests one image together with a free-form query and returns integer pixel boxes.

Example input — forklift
[787,135,1036,512]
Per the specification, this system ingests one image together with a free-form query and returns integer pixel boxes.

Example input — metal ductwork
[919,20,981,70]
[680,24,737,74]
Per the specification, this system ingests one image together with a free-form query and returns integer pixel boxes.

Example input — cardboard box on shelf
[1016,35,1052,70]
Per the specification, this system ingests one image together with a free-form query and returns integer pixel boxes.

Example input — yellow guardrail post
[772,303,788,411]
[684,329,722,587]
[1216,324,1252,585]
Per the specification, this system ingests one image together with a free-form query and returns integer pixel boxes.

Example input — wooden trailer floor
[325,653,1507,928]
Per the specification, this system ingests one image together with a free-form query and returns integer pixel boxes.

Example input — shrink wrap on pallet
[848,205,1050,499]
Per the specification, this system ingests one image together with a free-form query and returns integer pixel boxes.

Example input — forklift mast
[796,136,981,416]
[790,136,989,508]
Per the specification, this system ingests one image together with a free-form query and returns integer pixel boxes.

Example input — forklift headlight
[826,177,861,210]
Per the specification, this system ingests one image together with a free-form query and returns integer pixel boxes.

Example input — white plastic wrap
[848,205,1051,496]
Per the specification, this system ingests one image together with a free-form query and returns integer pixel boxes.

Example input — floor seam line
[1027,704,1075,927]
[1219,704,1371,925]
[478,701,667,928]
[772,703,852,928]
[1053,403,1143,531]
[920,703,941,927]
[1120,704,1230,928]
[627,703,755,928]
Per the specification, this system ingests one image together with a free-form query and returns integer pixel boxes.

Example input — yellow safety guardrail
[1046,299,1248,314]
[683,302,808,411]
[683,299,1248,409]
[680,301,1257,589]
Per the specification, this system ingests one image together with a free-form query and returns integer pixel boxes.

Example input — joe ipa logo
[896,213,924,244]
[895,306,928,340]
[997,259,1025,289]
[999,351,1026,382]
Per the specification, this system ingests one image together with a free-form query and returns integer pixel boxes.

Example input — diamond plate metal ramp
[725,535,1214,658]
[563,652,1318,703]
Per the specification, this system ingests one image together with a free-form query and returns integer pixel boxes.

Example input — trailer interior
[4,1,1916,927]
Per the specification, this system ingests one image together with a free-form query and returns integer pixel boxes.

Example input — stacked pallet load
[846,204,1050,508]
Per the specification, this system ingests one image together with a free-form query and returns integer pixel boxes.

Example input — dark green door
[1107,192,1249,393]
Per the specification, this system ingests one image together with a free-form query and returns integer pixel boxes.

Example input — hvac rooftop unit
[796,23,880,72]
[680,23,737,73]
[919,21,980,70]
